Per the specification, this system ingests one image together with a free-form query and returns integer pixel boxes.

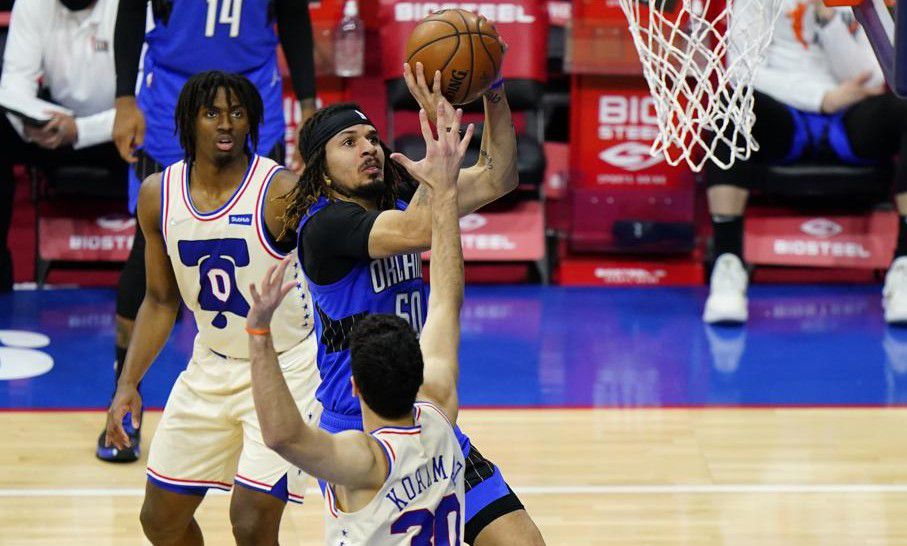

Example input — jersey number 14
[205,0,242,38]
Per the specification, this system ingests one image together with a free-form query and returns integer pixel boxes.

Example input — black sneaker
[95,412,141,463]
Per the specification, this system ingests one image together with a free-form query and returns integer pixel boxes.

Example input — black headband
[300,107,375,162]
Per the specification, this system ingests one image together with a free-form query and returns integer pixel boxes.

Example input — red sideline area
[10,170,123,287]
[4,1,895,288]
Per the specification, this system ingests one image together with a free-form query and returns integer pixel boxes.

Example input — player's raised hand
[390,101,474,192]
[105,384,142,450]
[403,62,446,126]
[247,258,296,331]
[112,97,146,164]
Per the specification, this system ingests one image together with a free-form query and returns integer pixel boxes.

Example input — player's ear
[350,376,360,398]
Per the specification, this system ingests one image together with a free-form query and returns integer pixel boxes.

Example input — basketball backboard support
[825,0,905,96]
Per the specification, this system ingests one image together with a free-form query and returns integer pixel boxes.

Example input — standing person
[97,0,318,461]
[245,101,471,544]
[0,0,124,293]
[103,71,320,545]
[285,63,546,545]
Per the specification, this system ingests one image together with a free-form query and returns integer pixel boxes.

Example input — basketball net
[618,0,785,171]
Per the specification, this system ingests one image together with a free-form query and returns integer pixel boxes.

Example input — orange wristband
[245,326,270,336]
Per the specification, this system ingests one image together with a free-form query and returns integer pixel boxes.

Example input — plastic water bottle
[334,0,364,77]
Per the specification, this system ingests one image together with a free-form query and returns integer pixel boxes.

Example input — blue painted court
[0,285,900,410]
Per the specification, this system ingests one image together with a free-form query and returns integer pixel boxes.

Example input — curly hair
[282,103,413,237]
[174,70,263,164]
[349,314,424,419]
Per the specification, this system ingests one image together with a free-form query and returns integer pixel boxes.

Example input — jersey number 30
[390,494,461,545]
[205,0,242,38]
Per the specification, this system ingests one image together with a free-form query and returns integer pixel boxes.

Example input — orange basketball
[404,9,504,106]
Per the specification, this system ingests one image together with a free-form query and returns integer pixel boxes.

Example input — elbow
[263,430,297,456]
[504,167,519,193]
[147,291,181,313]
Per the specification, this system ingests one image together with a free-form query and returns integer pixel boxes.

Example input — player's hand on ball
[247,258,296,331]
[404,62,446,126]
[105,385,142,450]
[390,101,473,191]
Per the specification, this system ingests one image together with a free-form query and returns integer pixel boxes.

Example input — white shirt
[1,0,118,149]
[732,0,884,112]
[324,402,465,546]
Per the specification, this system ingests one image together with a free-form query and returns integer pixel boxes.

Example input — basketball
[404,9,504,106]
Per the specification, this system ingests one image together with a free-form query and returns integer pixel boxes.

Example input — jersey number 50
[390,494,461,545]
[395,291,424,334]
[205,0,242,38]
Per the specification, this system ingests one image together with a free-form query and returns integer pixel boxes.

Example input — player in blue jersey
[282,63,546,545]
[245,101,471,544]
[97,0,317,462]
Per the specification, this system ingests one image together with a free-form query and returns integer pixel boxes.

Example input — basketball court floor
[1,284,905,544]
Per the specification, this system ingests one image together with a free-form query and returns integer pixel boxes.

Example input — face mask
[60,0,94,11]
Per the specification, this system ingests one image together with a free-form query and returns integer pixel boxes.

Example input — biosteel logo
[800,218,843,239]
[393,3,537,22]
[599,142,662,172]
[593,267,666,284]
[459,214,487,232]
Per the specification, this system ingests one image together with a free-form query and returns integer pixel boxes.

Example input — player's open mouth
[216,136,234,152]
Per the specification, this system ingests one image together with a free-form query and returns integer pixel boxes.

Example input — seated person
[704,0,907,324]
[0,0,123,292]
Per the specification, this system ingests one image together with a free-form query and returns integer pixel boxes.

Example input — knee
[231,506,280,545]
[139,502,187,544]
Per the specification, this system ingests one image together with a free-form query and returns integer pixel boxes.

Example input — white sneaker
[884,257,907,323]
[703,253,748,324]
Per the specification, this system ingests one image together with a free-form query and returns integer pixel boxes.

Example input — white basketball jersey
[324,402,466,546]
[161,155,312,358]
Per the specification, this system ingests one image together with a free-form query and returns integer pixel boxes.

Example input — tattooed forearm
[484,90,503,104]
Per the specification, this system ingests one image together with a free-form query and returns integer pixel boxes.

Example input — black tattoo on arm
[484,90,503,104]
[479,148,494,171]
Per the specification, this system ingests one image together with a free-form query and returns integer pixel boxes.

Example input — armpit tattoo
[479,149,494,170]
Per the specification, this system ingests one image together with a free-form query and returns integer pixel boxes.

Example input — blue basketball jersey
[299,197,427,417]
[129,0,286,212]
[299,196,472,456]
[145,0,279,76]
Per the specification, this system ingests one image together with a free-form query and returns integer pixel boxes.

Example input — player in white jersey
[246,101,472,545]
[103,71,320,545]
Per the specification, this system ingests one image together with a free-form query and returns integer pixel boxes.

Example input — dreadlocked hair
[281,103,411,238]
[174,70,264,164]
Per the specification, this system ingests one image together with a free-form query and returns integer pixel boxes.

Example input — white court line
[5,484,907,497]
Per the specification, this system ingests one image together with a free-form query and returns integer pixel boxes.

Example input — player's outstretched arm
[403,51,518,216]
[455,80,519,211]
[368,100,474,258]
[105,173,180,449]
[390,101,468,423]
[247,262,387,490]
[416,173,464,423]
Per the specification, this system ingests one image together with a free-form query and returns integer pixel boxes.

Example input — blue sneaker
[96,412,141,463]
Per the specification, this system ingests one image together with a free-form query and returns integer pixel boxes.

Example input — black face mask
[60,0,94,11]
